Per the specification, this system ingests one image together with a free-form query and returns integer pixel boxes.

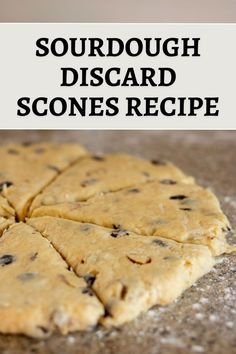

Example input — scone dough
[28,217,214,326]
[31,180,231,256]
[0,143,87,220]
[30,154,193,214]
[0,223,103,337]
[0,145,233,337]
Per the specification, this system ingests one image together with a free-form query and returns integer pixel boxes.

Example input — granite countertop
[0,131,235,354]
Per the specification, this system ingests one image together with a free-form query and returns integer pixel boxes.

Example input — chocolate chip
[81,178,98,187]
[7,149,19,155]
[92,155,104,161]
[222,226,231,232]
[110,229,130,238]
[0,254,15,266]
[103,307,111,318]
[17,272,36,281]
[180,207,192,211]
[30,252,38,261]
[151,159,166,166]
[81,287,94,296]
[152,239,168,247]
[127,188,140,193]
[160,179,177,185]
[113,224,121,230]
[47,165,60,173]
[170,195,187,200]
[120,285,128,300]
[0,181,13,192]
[84,274,96,286]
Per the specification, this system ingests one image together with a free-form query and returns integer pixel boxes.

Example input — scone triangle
[0,143,87,220]
[0,222,103,337]
[31,180,231,256]
[28,216,214,327]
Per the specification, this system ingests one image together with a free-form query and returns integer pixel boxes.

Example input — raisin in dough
[0,223,104,337]
[0,143,87,221]
[31,181,232,256]
[30,154,193,214]
[28,217,214,327]
[0,195,15,235]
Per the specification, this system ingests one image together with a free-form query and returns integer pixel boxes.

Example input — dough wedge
[28,216,215,327]
[31,180,232,256]
[0,143,87,220]
[30,154,193,214]
[0,223,104,337]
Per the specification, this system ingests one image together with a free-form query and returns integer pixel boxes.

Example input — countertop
[0,130,235,354]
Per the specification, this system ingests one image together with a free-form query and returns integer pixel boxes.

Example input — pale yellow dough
[31,180,231,256]
[0,145,233,337]
[30,154,193,214]
[28,217,214,327]
[0,143,87,220]
[0,223,104,337]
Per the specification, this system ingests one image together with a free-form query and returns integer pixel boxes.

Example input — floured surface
[0,223,104,337]
[30,154,193,213]
[0,143,87,220]
[28,216,214,326]
[31,180,231,256]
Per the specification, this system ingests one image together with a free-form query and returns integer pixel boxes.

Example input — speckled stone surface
[0,131,235,354]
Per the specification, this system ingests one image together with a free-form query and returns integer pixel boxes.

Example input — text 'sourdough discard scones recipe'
[0,143,234,337]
